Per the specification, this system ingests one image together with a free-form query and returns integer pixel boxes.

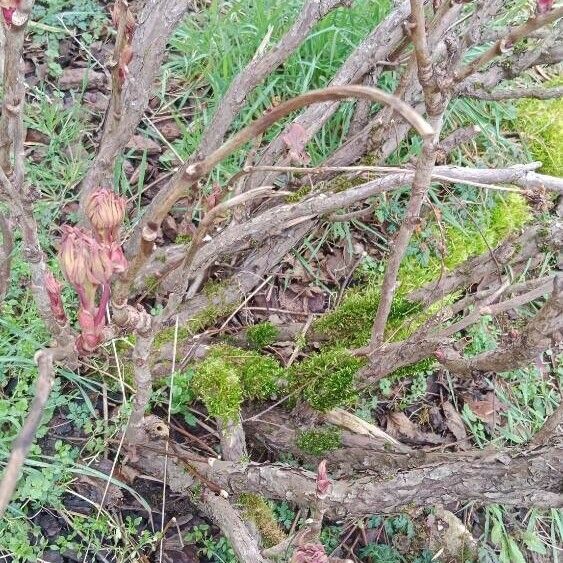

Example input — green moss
[296,426,341,456]
[239,355,282,400]
[314,284,423,347]
[289,348,364,411]
[314,282,381,347]
[202,279,229,297]
[285,185,312,203]
[246,322,279,349]
[175,234,192,244]
[192,356,243,423]
[316,194,531,348]
[238,494,286,548]
[205,345,282,401]
[154,301,237,349]
[517,79,563,176]
[154,326,192,349]
[144,274,160,295]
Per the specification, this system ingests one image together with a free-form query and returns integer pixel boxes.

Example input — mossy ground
[516,78,563,177]
[315,193,531,349]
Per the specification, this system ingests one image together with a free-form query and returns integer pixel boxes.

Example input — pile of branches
[0,0,562,560]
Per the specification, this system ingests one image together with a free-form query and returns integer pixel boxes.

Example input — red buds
[110,2,136,85]
[44,271,67,326]
[316,460,331,499]
[1,0,20,27]
[58,188,127,355]
[537,0,554,14]
[86,188,126,244]
[291,544,329,563]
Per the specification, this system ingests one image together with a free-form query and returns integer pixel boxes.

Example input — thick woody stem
[124,85,432,298]
[112,222,158,312]
[0,0,35,173]
[436,276,563,376]
[198,493,270,563]
[0,211,13,305]
[79,0,192,208]
[125,320,157,445]
[109,0,131,120]
[0,344,74,518]
[462,84,563,101]
[455,7,563,82]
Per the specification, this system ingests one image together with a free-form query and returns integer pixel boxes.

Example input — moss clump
[296,426,341,456]
[239,355,282,400]
[285,185,312,203]
[175,234,192,244]
[314,286,422,347]
[205,345,282,401]
[316,194,531,348]
[517,80,563,176]
[192,357,243,423]
[290,348,364,411]
[246,322,279,349]
[238,494,286,548]
[154,326,191,349]
[154,301,238,350]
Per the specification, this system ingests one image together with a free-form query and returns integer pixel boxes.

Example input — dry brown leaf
[442,401,469,450]
[59,67,106,90]
[466,392,505,426]
[281,123,311,164]
[126,134,162,154]
[386,411,446,446]
[156,119,183,140]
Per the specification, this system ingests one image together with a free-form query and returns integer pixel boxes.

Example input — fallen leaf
[466,392,505,426]
[442,401,469,449]
[282,123,311,164]
[156,119,183,140]
[59,67,106,90]
[162,215,178,241]
[386,411,446,446]
[126,134,161,154]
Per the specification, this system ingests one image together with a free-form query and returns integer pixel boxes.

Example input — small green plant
[153,369,198,426]
[185,523,237,563]
[486,505,528,563]
[273,501,297,531]
[359,543,402,563]
[296,426,342,456]
[246,321,279,349]
[289,348,364,411]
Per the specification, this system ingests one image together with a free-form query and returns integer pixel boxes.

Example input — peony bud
[118,44,133,83]
[86,240,114,286]
[537,0,554,13]
[1,0,20,26]
[316,460,331,499]
[59,226,95,287]
[44,271,67,325]
[108,242,128,273]
[85,188,126,244]
[291,544,329,563]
